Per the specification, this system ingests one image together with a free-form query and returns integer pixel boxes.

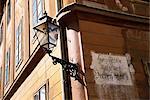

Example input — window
[32,0,44,27]
[0,23,3,43]
[5,48,10,86]
[15,18,23,67]
[7,0,11,25]
[32,0,44,39]
[57,0,63,11]
[34,85,46,100]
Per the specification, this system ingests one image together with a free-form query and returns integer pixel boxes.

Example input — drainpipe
[59,25,72,100]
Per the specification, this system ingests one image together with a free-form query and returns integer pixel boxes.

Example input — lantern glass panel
[48,28,59,49]
[33,13,59,52]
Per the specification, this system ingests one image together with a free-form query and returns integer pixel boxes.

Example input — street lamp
[33,12,58,52]
[33,12,85,85]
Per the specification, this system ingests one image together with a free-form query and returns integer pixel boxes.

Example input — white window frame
[15,18,23,68]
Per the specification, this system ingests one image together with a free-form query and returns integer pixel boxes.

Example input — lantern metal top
[33,11,59,34]
[32,11,59,52]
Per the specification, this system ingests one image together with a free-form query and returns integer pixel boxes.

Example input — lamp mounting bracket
[45,49,85,86]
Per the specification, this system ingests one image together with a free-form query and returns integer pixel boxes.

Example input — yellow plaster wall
[11,45,64,100]
[11,0,64,99]
[14,0,25,79]
[63,0,76,6]
[3,0,15,95]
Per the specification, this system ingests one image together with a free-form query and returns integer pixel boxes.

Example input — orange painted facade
[0,0,149,100]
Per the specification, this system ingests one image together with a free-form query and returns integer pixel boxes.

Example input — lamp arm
[45,49,85,86]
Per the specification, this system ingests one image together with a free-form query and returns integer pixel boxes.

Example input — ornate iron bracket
[45,49,85,86]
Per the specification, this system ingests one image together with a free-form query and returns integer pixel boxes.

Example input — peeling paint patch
[90,51,133,85]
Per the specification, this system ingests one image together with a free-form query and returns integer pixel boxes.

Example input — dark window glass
[57,0,63,11]
[0,23,3,43]
[34,92,40,100]
[7,0,11,25]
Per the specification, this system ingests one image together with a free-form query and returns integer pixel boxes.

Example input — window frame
[34,84,47,100]
[4,48,10,87]
[7,0,11,25]
[32,0,44,41]
[15,17,23,69]
[57,0,63,11]
[32,0,44,27]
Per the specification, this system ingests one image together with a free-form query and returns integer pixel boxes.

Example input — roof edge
[56,3,149,24]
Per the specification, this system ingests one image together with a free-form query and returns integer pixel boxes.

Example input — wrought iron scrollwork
[45,49,85,86]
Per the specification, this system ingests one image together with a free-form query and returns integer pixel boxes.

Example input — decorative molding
[82,0,108,9]
[115,0,128,11]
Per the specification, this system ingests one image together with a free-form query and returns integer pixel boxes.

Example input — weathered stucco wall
[79,20,149,100]
[63,0,149,17]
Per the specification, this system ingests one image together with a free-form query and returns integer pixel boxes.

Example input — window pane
[32,0,38,26]
[38,0,43,19]
[34,92,40,100]
[16,55,18,65]
[40,86,46,100]
[7,0,11,25]
[0,24,3,42]
[15,18,22,66]
[16,28,18,38]
[32,0,37,14]
[19,52,21,60]
[16,40,19,49]
[6,65,8,82]
[5,49,10,85]
[32,14,38,26]
[38,11,43,19]
[57,0,63,11]
[50,35,57,43]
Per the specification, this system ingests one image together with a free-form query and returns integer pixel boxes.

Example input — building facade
[0,0,149,100]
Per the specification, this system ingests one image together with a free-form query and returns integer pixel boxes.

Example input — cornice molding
[57,3,149,23]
